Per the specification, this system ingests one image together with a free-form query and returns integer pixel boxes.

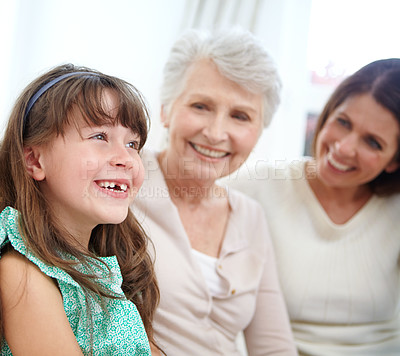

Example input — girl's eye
[232,111,250,122]
[91,132,107,141]
[365,136,382,150]
[126,141,140,150]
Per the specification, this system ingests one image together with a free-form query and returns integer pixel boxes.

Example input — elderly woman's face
[162,59,263,182]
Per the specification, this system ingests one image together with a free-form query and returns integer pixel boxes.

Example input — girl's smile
[94,179,130,198]
[30,89,145,242]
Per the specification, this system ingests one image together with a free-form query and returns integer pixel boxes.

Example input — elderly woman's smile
[160,58,264,183]
[189,142,230,159]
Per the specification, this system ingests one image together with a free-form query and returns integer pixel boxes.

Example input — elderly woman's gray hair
[160,27,281,127]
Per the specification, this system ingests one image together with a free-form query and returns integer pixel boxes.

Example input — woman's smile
[189,142,230,159]
[161,59,263,183]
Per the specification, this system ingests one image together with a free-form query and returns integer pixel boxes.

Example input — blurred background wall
[1,0,400,163]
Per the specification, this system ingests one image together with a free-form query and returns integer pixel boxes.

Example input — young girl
[0,64,159,355]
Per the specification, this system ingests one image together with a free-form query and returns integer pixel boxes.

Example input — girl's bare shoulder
[0,247,59,305]
[0,248,83,355]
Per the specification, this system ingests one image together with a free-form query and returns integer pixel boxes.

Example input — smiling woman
[132,28,298,356]
[227,58,400,355]
[159,58,264,184]
[312,93,399,210]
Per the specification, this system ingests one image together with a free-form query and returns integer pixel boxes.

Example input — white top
[191,248,228,296]
[225,158,400,356]
[132,150,298,356]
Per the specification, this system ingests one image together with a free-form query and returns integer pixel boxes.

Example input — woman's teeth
[191,143,228,158]
[327,152,353,172]
[98,181,128,192]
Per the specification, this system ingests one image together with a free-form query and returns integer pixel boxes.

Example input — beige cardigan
[132,150,297,356]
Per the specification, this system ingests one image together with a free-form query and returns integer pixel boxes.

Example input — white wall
[0,0,313,163]
[252,0,312,162]
[0,0,186,142]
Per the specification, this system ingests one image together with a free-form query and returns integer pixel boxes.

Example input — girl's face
[315,93,399,192]
[161,59,263,183]
[27,90,144,240]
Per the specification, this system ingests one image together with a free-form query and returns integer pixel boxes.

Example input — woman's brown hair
[0,64,159,348]
[312,58,400,195]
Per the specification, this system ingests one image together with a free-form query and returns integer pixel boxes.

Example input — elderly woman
[133,28,297,355]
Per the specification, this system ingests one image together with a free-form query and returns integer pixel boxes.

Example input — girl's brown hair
[312,58,400,195]
[0,64,159,347]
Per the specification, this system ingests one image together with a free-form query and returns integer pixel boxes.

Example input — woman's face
[315,93,399,191]
[162,59,263,183]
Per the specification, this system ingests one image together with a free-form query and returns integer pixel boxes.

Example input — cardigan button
[231,289,236,295]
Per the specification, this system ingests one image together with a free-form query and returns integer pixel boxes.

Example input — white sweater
[225,158,400,356]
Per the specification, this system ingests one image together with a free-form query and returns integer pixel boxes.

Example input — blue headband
[22,71,98,134]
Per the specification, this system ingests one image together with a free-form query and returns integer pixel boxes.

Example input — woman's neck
[306,160,373,224]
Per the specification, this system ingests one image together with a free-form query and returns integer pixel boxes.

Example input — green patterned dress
[0,206,151,355]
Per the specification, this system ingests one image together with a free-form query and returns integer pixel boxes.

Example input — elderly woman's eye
[192,103,207,110]
[232,111,250,121]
